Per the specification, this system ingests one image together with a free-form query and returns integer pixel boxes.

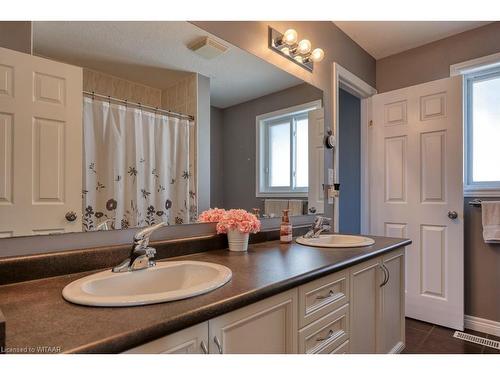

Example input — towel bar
[468,199,482,207]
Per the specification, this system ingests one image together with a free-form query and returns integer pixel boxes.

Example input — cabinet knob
[65,211,77,222]
[448,210,458,220]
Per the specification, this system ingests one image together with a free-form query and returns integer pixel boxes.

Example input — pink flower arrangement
[217,209,261,234]
[198,208,226,223]
[198,208,261,235]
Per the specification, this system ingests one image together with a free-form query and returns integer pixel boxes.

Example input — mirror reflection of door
[338,88,361,234]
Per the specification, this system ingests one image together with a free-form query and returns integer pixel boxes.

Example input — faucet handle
[134,222,166,248]
[314,216,331,227]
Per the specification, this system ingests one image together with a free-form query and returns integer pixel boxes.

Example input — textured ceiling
[334,21,492,59]
[33,21,303,108]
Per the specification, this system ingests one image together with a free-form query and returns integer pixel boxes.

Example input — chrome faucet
[303,216,332,238]
[112,222,166,273]
[96,218,114,231]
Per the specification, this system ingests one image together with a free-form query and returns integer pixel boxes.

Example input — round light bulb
[310,48,325,62]
[282,29,298,46]
[297,39,312,55]
[294,55,303,63]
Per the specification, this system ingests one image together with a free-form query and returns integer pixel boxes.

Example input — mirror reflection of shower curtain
[83,97,196,231]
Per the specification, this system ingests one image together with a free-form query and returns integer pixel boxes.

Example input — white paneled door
[0,47,82,237]
[370,76,464,330]
[308,108,325,215]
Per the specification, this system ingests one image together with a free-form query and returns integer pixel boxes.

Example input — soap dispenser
[280,209,293,244]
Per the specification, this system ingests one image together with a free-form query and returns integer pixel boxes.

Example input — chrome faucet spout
[303,216,332,239]
[112,222,166,273]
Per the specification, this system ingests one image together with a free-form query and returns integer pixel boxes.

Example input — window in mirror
[256,101,321,197]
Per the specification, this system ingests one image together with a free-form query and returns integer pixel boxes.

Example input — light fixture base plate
[268,27,314,72]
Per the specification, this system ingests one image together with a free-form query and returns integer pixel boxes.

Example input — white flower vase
[227,229,250,252]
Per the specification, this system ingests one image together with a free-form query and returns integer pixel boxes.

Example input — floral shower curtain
[83,97,195,231]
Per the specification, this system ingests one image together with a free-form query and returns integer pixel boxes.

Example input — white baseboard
[464,315,500,337]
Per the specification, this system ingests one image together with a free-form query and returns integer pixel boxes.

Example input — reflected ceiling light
[268,26,325,72]
[282,29,298,45]
[297,39,311,55]
[310,48,325,63]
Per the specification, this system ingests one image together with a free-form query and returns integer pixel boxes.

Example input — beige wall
[0,21,32,54]
[161,74,197,117]
[376,22,500,93]
[83,68,162,108]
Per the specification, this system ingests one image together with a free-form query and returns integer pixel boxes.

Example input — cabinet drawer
[298,269,349,327]
[298,304,349,354]
[329,339,349,354]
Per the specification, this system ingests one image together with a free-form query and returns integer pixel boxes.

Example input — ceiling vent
[188,37,228,59]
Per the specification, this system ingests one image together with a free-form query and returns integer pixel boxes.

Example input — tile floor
[402,318,500,354]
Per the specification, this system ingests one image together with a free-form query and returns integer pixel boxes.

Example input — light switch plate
[328,168,334,185]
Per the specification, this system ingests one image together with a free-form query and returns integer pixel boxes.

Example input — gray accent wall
[210,106,224,208]
[376,22,500,93]
[464,198,500,322]
[210,83,323,211]
[0,21,32,54]
[193,21,376,220]
[197,74,211,212]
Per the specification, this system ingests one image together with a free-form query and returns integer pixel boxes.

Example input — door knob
[447,211,458,220]
[65,211,77,222]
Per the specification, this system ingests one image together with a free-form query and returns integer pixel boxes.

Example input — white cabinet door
[308,108,325,215]
[370,76,463,330]
[208,289,298,354]
[379,248,405,354]
[124,322,209,354]
[349,256,383,354]
[0,47,82,237]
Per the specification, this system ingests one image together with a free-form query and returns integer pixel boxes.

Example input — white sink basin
[62,261,232,307]
[296,234,375,248]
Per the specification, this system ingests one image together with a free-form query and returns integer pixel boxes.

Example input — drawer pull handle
[379,264,388,287]
[380,264,390,287]
[316,329,335,342]
[316,290,334,300]
[214,336,223,354]
[200,340,208,354]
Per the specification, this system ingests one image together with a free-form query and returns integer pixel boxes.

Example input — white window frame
[451,52,500,197]
[256,100,322,198]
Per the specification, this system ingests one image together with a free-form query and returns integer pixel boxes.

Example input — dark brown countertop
[0,236,410,354]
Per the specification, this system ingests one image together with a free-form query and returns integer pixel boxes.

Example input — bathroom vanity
[0,235,409,354]
[126,246,405,354]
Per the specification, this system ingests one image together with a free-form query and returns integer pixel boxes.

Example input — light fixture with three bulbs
[269,27,325,71]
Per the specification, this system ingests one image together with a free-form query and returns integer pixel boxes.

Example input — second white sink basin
[62,261,232,307]
[296,234,375,248]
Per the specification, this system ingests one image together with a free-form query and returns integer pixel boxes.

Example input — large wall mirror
[0,21,324,240]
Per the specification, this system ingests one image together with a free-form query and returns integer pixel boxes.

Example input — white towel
[264,199,304,217]
[481,201,500,243]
